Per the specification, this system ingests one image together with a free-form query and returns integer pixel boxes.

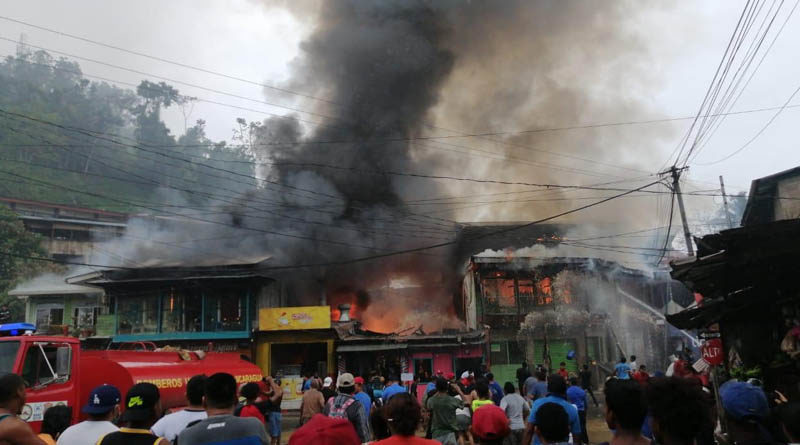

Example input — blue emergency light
[0,323,35,336]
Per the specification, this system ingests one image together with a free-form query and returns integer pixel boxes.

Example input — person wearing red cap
[289,414,360,445]
[354,377,373,419]
[374,393,439,445]
[471,404,510,445]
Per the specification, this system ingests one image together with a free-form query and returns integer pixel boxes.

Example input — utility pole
[719,175,733,229]
[667,166,695,256]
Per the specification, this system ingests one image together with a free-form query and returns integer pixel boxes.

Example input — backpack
[327,396,356,419]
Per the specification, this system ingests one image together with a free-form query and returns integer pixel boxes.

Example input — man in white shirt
[151,374,208,442]
[57,384,121,445]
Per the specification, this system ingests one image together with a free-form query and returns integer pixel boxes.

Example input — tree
[0,205,47,322]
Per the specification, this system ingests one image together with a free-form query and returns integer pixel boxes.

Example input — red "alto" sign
[702,339,723,366]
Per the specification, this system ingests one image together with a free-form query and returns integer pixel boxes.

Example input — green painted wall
[533,338,578,373]
[492,364,519,389]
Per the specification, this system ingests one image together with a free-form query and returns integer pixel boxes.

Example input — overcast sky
[2,0,798,199]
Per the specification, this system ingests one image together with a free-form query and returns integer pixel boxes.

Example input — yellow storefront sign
[259,306,331,331]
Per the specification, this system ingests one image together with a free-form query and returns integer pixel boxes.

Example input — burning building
[458,223,692,386]
[10,1,693,411]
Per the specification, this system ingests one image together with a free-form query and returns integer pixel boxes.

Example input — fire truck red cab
[0,323,263,433]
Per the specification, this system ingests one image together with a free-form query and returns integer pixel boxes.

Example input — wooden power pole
[668,167,695,256]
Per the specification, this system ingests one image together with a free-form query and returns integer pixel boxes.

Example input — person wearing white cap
[323,373,370,443]
[322,376,336,403]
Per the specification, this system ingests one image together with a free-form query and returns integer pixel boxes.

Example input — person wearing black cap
[97,383,168,445]
[58,384,121,445]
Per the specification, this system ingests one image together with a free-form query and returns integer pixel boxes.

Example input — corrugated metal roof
[9,281,103,297]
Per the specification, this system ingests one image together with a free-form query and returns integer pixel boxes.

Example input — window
[490,341,526,366]
[535,277,554,306]
[21,344,59,387]
[73,307,98,329]
[481,278,516,313]
[0,341,19,374]
[413,358,433,382]
[161,290,202,333]
[205,292,245,331]
[117,294,158,334]
[36,305,64,328]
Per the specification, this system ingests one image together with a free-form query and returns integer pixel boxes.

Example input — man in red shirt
[633,365,650,386]
[557,362,569,380]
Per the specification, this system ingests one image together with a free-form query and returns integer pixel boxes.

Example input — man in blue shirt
[567,376,588,444]
[523,375,582,445]
[486,373,504,406]
[615,357,632,380]
[425,370,444,395]
[353,377,372,419]
[380,375,405,403]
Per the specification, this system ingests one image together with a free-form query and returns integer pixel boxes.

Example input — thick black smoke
[94,1,677,331]
[272,1,455,215]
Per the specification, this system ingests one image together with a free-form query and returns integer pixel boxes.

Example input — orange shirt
[37,433,56,445]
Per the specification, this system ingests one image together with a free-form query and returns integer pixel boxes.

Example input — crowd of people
[289,359,800,445]
[0,371,284,445]
[0,356,799,445]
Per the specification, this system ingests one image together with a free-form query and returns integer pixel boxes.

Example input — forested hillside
[0,49,258,212]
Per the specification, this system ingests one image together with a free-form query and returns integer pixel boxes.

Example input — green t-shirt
[426,393,462,438]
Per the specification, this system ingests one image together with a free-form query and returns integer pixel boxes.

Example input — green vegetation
[0,205,50,321]
[0,49,258,212]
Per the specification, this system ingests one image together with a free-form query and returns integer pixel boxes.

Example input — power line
[667,0,756,168]
[7,45,800,182]
[695,81,800,165]
[0,120,461,238]
[0,15,340,107]
[686,0,798,163]
[253,180,664,271]
[0,46,637,180]
[0,109,674,195]
[0,169,457,255]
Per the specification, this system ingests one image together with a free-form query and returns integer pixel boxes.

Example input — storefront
[255,306,337,409]
[334,321,487,402]
[65,260,273,355]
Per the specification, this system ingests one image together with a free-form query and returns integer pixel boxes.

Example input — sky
[1,0,799,222]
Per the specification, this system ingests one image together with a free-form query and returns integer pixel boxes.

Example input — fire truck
[0,323,263,433]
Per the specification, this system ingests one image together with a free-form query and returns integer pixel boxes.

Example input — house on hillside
[1,196,128,263]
